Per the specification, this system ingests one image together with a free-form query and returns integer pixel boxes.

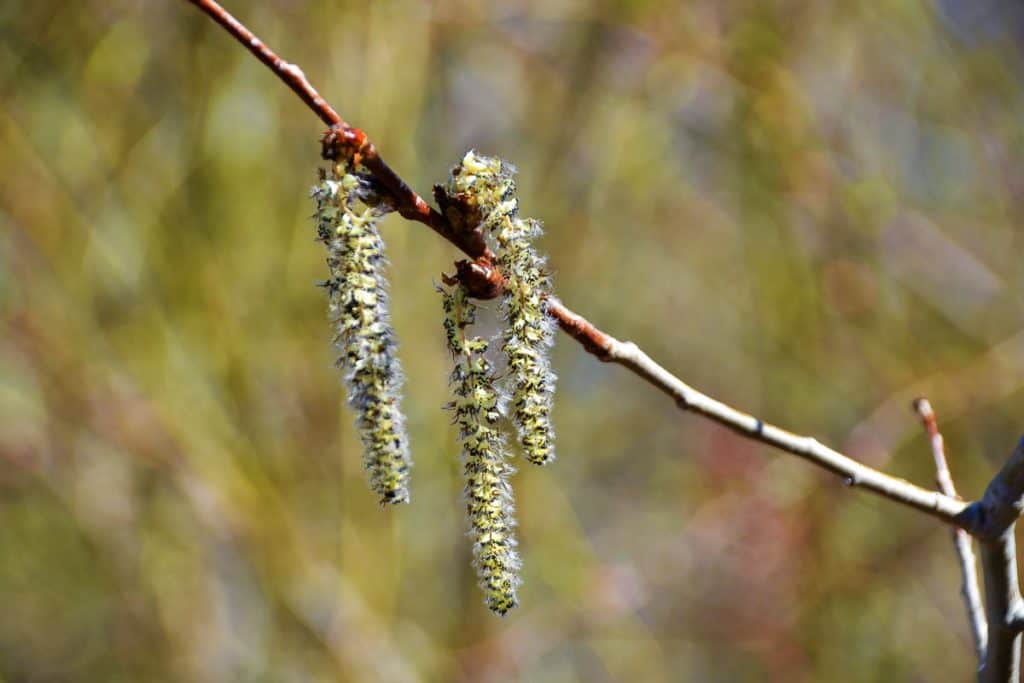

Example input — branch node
[1009,604,1024,635]
[453,258,503,300]
[321,124,368,163]
[433,184,492,260]
[545,302,616,361]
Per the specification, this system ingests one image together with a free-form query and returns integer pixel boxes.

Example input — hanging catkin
[313,166,412,504]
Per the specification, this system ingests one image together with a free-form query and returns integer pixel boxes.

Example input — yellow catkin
[313,166,412,504]
[442,283,521,614]
[446,151,557,465]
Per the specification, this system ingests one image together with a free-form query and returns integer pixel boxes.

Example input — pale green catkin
[442,283,521,614]
[313,166,412,504]
[446,151,557,466]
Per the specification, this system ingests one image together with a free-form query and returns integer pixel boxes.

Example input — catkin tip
[441,284,522,614]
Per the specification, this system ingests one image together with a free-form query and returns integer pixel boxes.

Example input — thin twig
[586,325,968,523]
[914,398,987,664]
[181,0,976,527]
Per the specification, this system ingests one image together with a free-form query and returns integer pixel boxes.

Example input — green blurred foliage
[3,1,1024,680]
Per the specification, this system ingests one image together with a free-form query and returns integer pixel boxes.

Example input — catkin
[442,283,521,614]
[313,166,412,504]
[446,151,557,465]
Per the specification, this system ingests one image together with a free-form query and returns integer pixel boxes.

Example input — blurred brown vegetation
[3,1,1024,680]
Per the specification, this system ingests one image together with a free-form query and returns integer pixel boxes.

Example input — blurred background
[3,0,1024,680]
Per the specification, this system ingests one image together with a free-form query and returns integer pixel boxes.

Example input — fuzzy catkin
[446,151,557,466]
[442,283,521,614]
[313,167,412,504]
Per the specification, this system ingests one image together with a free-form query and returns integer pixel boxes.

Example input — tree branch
[586,326,968,522]
[184,0,342,128]
[181,0,977,526]
[948,438,1024,682]
[185,7,1024,677]
[980,529,1024,683]
[914,398,987,664]
[184,0,498,284]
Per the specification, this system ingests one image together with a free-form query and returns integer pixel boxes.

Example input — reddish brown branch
[319,127,490,261]
[547,301,614,361]
[187,0,504,296]
[183,0,611,352]
[186,0,342,128]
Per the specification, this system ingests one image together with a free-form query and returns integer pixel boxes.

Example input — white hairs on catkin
[313,165,412,504]
[441,283,521,614]
[445,151,557,466]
